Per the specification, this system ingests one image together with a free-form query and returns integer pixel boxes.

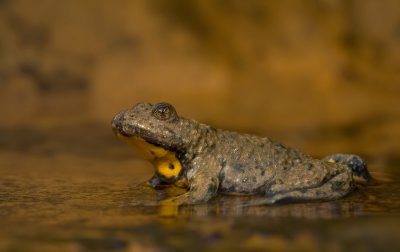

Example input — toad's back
[192,129,339,196]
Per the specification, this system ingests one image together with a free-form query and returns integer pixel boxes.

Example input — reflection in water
[124,182,398,220]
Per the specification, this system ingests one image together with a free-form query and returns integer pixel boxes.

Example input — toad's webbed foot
[323,153,372,183]
[160,177,219,206]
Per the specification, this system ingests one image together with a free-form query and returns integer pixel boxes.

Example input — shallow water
[0,124,399,251]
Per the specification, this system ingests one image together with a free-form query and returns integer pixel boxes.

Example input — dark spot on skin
[307,163,314,171]
[273,143,285,149]
[300,188,307,193]
[254,160,260,169]
[229,133,237,140]
[331,180,345,192]
[220,159,227,168]
[150,150,155,156]
[260,170,265,176]
[208,178,219,194]
[264,181,277,196]
[233,163,245,172]
[168,163,174,170]
[209,127,217,132]
[208,183,217,194]
[259,143,265,148]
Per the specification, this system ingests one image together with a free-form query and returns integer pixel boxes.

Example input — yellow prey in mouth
[116,133,188,187]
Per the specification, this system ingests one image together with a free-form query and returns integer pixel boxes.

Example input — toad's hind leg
[246,168,354,205]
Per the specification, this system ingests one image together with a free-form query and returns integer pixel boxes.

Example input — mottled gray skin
[112,102,371,205]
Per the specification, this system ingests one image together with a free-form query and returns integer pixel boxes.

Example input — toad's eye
[152,103,176,121]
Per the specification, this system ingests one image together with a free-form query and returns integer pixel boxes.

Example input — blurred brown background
[1,0,400,157]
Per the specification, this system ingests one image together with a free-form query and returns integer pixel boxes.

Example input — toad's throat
[116,133,182,180]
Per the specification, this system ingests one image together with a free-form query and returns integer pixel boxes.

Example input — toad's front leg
[161,155,220,205]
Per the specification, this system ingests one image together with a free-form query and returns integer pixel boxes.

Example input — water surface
[0,125,399,251]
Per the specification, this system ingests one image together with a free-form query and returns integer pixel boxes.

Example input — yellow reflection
[158,203,179,217]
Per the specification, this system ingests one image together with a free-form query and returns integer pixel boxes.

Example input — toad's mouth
[115,133,186,184]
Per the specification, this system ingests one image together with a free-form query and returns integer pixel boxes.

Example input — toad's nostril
[111,111,125,131]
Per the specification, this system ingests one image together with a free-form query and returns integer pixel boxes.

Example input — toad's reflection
[127,183,370,219]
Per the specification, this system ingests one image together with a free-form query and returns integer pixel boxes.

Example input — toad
[112,102,372,205]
